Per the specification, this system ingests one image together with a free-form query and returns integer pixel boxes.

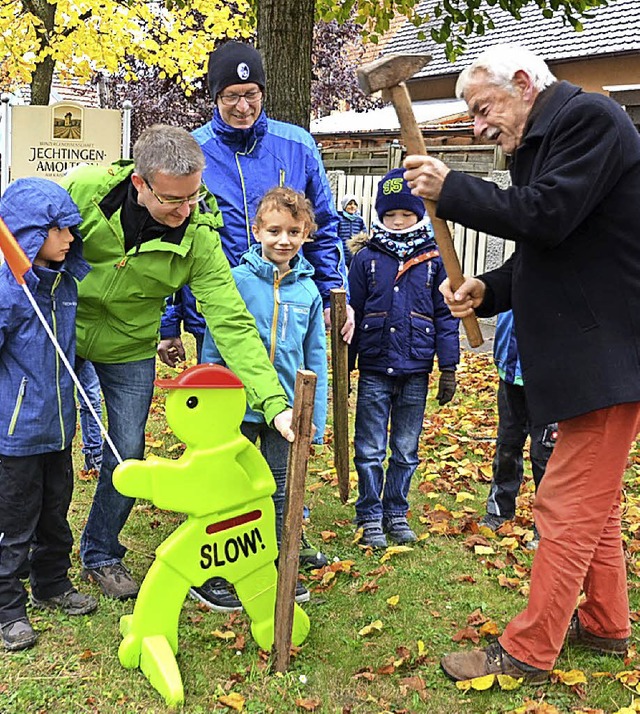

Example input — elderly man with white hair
[404,44,640,683]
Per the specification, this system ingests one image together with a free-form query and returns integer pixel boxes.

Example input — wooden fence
[325,143,514,277]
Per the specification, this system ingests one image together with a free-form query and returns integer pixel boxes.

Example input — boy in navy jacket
[0,178,97,651]
[348,168,460,548]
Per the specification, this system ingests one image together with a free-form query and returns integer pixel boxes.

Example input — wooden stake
[330,288,350,504]
[272,369,317,673]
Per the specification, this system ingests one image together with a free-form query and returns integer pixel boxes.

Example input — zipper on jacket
[426,261,434,288]
[279,169,286,187]
[7,377,27,436]
[51,274,66,449]
[234,142,258,251]
[269,269,290,362]
[269,274,283,363]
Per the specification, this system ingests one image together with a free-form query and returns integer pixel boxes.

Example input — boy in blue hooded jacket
[348,168,460,548]
[0,178,97,651]
[196,186,328,612]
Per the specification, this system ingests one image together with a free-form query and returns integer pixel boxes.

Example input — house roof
[386,0,640,79]
[3,76,100,107]
[311,97,468,135]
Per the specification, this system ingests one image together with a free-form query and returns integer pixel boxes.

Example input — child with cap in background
[0,178,97,651]
[347,167,460,548]
[338,194,367,267]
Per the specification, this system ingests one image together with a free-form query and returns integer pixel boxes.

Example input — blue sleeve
[301,141,349,308]
[200,327,225,365]
[302,292,328,444]
[160,292,183,340]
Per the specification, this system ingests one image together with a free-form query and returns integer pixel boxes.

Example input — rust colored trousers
[499,401,640,670]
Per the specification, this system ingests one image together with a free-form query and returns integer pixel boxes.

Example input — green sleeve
[188,228,289,424]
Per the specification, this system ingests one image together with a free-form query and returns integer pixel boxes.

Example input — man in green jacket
[63,124,293,600]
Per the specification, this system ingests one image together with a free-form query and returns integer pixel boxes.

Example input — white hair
[456,44,557,99]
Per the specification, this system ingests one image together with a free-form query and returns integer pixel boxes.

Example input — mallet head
[357,53,432,95]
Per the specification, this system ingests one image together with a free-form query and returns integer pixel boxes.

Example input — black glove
[436,370,456,406]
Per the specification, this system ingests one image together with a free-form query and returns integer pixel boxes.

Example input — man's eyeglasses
[218,89,263,107]
[144,179,207,206]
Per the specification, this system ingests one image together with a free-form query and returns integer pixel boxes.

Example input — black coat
[437,81,640,425]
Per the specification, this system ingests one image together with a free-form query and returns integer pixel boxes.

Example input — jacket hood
[0,177,87,279]
[340,193,359,211]
[347,231,370,256]
[240,242,315,279]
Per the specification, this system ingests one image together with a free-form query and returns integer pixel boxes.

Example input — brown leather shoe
[566,612,628,656]
[441,641,549,684]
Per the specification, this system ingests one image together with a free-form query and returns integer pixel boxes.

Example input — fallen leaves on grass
[551,668,588,686]
[456,673,523,692]
[451,626,480,644]
[358,620,383,637]
[211,629,236,641]
[295,697,321,711]
[379,545,413,563]
[217,691,245,711]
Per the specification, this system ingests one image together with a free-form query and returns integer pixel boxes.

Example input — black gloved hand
[436,370,456,406]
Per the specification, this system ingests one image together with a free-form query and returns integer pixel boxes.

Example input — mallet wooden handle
[389,83,484,348]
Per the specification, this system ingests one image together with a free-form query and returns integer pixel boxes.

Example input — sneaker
[524,525,540,551]
[295,581,310,604]
[383,516,417,544]
[81,562,139,600]
[31,588,98,616]
[83,451,102,473]
[189,577,243,612]
[566,612,628,656]
[441,641,549,684]
[359,521,387,549]
[299,531,329,570]
[1,618,38,651]
[479,513,509,531]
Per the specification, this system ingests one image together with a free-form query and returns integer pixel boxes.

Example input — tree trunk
[30,56,55,105]
[256,0,315,130]
[27,0,57,105]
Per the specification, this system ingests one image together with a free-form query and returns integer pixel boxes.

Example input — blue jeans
[354,371,428,524]
[77,360,103,458]
[80,358,156,569]
[241,421,288,546]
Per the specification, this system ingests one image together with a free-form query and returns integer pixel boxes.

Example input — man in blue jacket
[159,40,354,369]
[160,41,350,609]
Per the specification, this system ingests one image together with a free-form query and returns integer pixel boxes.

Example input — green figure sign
[113,363,310,706]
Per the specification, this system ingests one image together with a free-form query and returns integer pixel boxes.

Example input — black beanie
[375,168,425,221]
[207,41,266,100]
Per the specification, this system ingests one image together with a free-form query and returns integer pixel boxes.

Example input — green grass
[2,338,640,714]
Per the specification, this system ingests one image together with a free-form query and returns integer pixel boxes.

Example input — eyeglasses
[144,179,207,206]
[218,89,263,107]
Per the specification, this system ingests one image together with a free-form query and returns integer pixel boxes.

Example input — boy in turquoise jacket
[197,187,328,611]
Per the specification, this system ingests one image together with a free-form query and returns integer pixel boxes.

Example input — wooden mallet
[357,54,484,348]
